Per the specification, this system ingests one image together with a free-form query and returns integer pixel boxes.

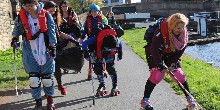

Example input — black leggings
[54,63,62,85]
[144,79,191,98]
[93,63,118,87]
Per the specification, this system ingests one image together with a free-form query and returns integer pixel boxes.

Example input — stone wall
[0,0,13,50]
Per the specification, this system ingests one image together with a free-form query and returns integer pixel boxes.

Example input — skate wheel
[101,92,104,96]
[117,90,120,94]
[104,90,108,94]
[115,92,118,96]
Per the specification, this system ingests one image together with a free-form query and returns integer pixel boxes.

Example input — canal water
[185,42,220,67]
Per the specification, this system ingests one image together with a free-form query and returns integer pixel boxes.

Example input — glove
[83,51,89,59]
[117,51,122,61]
[169,63,178,71]
[158,63,168,73]
[48,46,56,58]
[11,37,20,49]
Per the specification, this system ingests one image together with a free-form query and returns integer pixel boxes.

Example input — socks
[144,79,156,98]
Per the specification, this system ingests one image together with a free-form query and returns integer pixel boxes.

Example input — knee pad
[41,73,54,87]
[171,68,186,84]
[29,72,41,89]
[149,68,164,84]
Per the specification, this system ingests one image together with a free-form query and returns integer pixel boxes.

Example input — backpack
[96,28,118,58]
[144,17,166,44]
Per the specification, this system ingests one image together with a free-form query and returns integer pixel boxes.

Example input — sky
[131,0,141,3]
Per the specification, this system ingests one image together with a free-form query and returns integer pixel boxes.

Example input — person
[11,0,56,109]
[44,1,76,96]
[59,0,82,74]
[106,11,116,27]
[81,3,108,80]
[59,0,81,41]
[141,13,196,109]
[106,11,124,38]
[82,26,122,96]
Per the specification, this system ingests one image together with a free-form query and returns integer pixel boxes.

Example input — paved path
[0,42,187,110]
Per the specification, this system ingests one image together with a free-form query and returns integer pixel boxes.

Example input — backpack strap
[87,14,102,36]
[160,20,172,53]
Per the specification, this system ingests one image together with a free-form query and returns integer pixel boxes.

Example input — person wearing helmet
[81,3,108,80]
[82,25,123,96]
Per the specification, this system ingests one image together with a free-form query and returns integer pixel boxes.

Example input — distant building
[103,0,131,6]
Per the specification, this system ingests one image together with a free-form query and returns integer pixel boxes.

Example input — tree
[67,0,103,13]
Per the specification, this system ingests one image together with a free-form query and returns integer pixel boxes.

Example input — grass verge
[0,48,28,96]
[122,28,220,109]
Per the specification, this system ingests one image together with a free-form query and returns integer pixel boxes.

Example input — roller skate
[140,99,153,110]
[58,84,67,95]
[186,96,197,110]
[34,99,42,110]
[110,86,120,96]
[47,96,56,110]
[96,83,108,97]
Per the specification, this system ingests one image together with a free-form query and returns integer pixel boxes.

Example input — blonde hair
[167,13,189,30]
[56,8,63,26]
[167,13,189,51]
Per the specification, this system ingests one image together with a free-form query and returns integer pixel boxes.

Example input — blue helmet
[89,4,100,11]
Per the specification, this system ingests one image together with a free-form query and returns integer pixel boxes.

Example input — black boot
[34,99,42,110]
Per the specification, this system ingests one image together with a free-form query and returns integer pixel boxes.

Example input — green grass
[0,49,28,92]
[122,28,220,110]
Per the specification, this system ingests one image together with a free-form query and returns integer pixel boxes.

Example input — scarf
[171,28,188,50]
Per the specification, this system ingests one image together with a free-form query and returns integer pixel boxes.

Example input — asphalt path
[0,42,187,110]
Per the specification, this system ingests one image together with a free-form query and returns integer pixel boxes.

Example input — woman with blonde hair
[141,13,195,109]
